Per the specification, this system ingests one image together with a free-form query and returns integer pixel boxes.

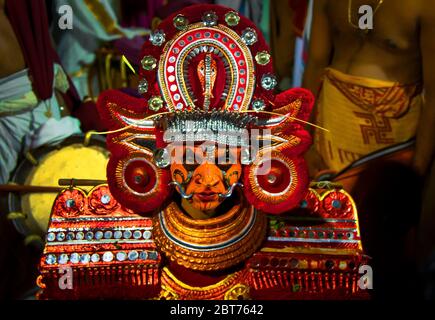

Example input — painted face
[170,145,242,213]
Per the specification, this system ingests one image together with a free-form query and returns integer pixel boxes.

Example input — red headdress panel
[97,4,314,215]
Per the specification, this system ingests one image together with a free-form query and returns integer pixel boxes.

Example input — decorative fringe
[249,269,365,296]
[39,265,160,300]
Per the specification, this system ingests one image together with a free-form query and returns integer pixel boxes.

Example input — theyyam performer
[38,4,369,300]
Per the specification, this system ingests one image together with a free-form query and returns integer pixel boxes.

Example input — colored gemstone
[332,200,342,209]
[56,232,65,241]
[339,261,348,270]
[128,250,139,261]
[148,96,164,112]
[133,230,142,239]
[225,11,240,26]
[102,251,114,262]
[251,99,266,111]
[58,254,69,264]
[101,194,111,205]
[149,30,165,46]
[241,28,257,46]
[148,251,158,260]
[45,254,56,265]
[114,231,123,239]
[70,253,80,264]
[153,148,170,168]
[46,232,55,242]
[91,253,100,263]
[116,252,127,261]
[138,78,148,94]
[202,11,218,27]
[173,14,189,30]
[95,231,103,240]
[141,56,157,71]
[66,199,75,208]
[143,230,152,240]
[80,254,90,264]
[104,231,113,239]
[255,51,271,65]
[261,74,277,90]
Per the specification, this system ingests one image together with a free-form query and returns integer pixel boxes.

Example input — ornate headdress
[97,4,314,214]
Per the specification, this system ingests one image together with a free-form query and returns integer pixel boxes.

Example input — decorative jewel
[224,284,250,300]
[225,11,240,26]
[100,194,111,205]
[137,78,148,94]
[133,230,142,239]
[261,74,277,90]
[141,55,157,71]
[202,11,218,27]
[114,231,122,239]
[325,260,335,269]
[241,28,258,46]
[70,253,80,264]
[255,51,271,65]
[339,261,348,270]
[148,96,164,112]
[102,251,114,262]
[56,232,65,241]
[91,253,100,263]
[149,29,166,46]
[251,99,266,111]
[66,232,75,241]
[128,250,139,261]
[143,230,152,239]
[85,231,94,240]
[66,199,75,208]
[45,254,56,265]
[104,230,113,239]
[332,199,342,209]
[47,232,55,242]
[323,191,352,218]
[80,254,90,264]
[148,251,158,260]
[139,251,148,260]
[95,231,103,240]
[116,252,127,261]
[123,230,132,239]
[58,254,69,264]
[290,258,299,268]
[173,14,189,30]
[153,148,170,168]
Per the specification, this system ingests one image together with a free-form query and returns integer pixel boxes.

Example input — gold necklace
[348,0,384,32]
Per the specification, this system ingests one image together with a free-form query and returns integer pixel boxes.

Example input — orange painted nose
[195,163,222,187]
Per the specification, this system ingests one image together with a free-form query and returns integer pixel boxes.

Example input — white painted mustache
[168,181,243,199]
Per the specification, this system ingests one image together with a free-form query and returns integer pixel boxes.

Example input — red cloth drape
[5,0,106,131]
[5,0,56,101]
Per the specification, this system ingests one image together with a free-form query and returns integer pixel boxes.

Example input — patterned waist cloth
[315,67,422,172]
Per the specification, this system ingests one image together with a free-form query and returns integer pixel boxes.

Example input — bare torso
[0,0,25,79]
[326,0,422,84]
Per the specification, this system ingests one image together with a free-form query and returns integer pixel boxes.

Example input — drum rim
[7,134,108,237]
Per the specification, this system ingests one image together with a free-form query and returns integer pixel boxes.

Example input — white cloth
[0,64,81,183]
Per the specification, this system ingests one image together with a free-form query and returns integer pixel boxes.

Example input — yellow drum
[7,135,109,237]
